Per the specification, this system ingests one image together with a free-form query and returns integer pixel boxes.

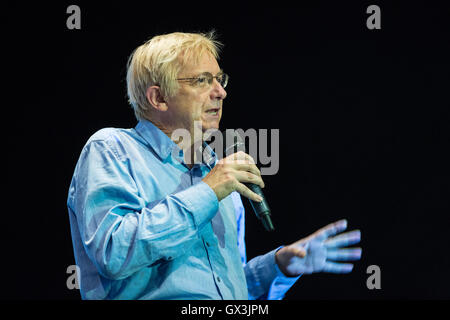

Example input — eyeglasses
[177,72,229,89]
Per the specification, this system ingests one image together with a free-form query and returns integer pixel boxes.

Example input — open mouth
[205,108,220,116]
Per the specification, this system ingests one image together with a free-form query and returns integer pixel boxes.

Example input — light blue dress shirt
[67,119,300,300]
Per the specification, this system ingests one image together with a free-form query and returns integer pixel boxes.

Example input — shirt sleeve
[67,139,219,280]
[232,193,302,300]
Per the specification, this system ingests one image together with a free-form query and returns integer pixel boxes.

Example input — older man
[67,31,362,300]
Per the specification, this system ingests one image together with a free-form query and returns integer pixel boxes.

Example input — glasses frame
[176,72,229,88]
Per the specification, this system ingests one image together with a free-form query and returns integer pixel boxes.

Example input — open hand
[275,219,362,277]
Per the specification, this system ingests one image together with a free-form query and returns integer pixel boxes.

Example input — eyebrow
[178,69,224,80]
[198,69,223,77]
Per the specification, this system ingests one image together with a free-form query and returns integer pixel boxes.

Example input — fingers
[233,170,265,188]
[323,262,354,273]
[233,163,261,178]
[315,219,348,241]
[225,151,256,164]
[205,151,265,202]
[326,248,362,261]
[235,182,263,202]
[324,230,361,248]
[223,152,263,187]
[226,158,261,182]
[323,247,362,273]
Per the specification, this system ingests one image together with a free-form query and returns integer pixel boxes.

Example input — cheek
[175,96,201,119]
[174,89,210,121]
[187,104,202,121]
[191,94,209,116]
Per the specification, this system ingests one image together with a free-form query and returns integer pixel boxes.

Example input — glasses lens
[196,74,210,86]
[219,74,228,88]
[190,73,228,88]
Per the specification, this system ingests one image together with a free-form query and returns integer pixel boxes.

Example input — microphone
[224,131,274,232]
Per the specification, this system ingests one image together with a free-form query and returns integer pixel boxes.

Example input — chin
[200,115,221,130]
[201,122,220,141]
[202,121,220,132]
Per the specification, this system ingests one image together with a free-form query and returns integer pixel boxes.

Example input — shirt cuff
[267,246,302,300]
[174,181,219,229]
[245,246,301,300]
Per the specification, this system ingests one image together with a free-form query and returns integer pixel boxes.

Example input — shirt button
[217,276,221,283]
[206,241,210,247]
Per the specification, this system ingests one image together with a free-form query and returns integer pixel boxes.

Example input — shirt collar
[135,119,179,161]
[135,119,217,167]
[202,142,218,168]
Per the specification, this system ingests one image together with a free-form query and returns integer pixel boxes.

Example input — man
[67,31,362,300]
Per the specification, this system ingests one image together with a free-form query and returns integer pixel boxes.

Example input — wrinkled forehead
[177,50,221,76]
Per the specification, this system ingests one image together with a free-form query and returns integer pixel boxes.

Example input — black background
[3,1,449,301]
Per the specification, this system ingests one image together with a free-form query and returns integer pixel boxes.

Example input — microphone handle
[245,183,274,232]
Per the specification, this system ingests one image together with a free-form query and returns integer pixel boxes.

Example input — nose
[210,78,227,100]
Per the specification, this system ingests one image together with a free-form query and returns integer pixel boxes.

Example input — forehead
[179,52,221,76]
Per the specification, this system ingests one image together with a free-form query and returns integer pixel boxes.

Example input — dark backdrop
[3,1,449,300]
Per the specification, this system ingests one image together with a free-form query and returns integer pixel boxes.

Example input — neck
[147,117,203,169]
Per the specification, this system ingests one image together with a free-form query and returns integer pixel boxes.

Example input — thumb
[292,246,307,258]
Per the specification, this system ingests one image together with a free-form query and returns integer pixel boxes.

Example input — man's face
[163,53,227,137]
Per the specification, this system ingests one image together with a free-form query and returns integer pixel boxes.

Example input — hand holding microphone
[202,133,274,231]
[202,150,265,203]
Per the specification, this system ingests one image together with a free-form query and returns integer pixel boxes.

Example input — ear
[145,85,168,112]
